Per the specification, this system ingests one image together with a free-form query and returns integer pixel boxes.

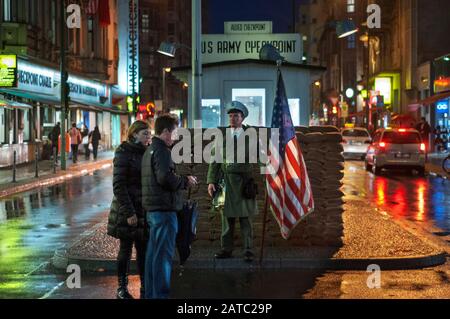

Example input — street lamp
[336,20,359,39]
[157,0,202,128]
[312,19,358,41]
[157,42,178,58]
[157,40,201,126]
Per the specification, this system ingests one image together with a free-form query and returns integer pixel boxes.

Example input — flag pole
[259,59,283,266]
[259,187,269,265]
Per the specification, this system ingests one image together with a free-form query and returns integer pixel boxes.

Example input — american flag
[85,0,98,16]
[265,70,314,240]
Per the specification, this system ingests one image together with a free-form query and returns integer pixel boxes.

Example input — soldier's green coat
[207,126,258,218]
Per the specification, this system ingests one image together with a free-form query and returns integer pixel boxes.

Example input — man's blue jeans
[144,211,178,299]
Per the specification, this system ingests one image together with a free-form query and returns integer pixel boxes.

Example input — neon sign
[436,100,449,114]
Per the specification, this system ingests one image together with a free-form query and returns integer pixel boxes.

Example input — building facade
[303,0,450,130]
[138,0,208,126]
[0,0,127,167]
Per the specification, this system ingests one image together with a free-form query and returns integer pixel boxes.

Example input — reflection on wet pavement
[343,161,450,232]
[0,169,113,298]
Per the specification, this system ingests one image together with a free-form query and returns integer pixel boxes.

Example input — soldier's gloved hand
[208,184,216,198]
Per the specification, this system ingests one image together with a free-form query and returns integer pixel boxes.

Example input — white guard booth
[172,59,325,128]
[171,21,325,128]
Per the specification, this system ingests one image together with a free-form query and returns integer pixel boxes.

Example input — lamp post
[191,0,202,127]
[162,67,171,112]
[157,0,202,128]
[60,0,67,170]
[359,27,372,131]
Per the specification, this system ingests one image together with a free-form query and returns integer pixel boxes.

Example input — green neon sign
[0,55,18,88]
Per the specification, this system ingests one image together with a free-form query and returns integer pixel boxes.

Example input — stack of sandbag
[175,126,345,248]
[275,125,345,247]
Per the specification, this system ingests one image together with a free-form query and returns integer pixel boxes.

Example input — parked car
[342,128,372,160]
[365,128,426,176]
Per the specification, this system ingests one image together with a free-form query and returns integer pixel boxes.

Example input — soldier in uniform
[207,101,258,262]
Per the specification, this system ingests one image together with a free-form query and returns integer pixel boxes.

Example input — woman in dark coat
[107,120,151,299]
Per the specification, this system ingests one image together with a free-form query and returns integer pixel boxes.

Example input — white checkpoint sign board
[201,34,303,64]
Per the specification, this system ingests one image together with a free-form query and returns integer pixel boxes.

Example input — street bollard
[53,147,57,174]
[35,148,39,178]
[12,150,17,183]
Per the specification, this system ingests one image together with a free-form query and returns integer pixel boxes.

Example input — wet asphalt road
[343,160,450,234]
[0,168,113,298]
[0,160,449,299]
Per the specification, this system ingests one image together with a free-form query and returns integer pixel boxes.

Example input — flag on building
[85,0,110,27]
[98,0,111,27]
[265,70,314,240]
[85,0,98,16]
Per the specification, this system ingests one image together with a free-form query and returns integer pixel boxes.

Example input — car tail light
[399,129,406,133]
[379,142,386,148]
[420,143,426,152]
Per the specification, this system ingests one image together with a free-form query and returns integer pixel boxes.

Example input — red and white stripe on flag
[265,137,314,240]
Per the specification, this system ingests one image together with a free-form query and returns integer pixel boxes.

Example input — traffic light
[127,93,140,113]
[147,102,155,117]
[332,106,338,114]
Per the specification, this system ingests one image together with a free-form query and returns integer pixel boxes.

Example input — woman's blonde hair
[127,120,150,142]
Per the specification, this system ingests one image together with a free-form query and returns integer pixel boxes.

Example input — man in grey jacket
[141,114,197,299]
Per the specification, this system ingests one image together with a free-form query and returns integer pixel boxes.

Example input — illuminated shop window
[232,89,266,127]
[201,99,221,128]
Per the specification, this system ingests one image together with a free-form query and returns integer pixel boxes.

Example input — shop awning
[0,97,33,109]
[1,88,127,113]
[0,88,60,105]
[415,90,450,105]
[70,101,128,115]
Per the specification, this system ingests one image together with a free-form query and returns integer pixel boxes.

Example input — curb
[52,249,447,273]
[0,159,113,199]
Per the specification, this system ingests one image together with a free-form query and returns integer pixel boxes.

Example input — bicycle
[443,154,450,175]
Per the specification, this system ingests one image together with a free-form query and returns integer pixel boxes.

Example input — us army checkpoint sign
[201,33,302,64]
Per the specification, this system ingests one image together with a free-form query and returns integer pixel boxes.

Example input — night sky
[207,0,305,34]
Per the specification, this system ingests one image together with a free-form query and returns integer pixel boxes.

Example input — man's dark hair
[421,117,426,121]
[72,123,76,128]
[154,114,179,135]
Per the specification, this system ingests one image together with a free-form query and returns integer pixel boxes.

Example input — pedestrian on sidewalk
[141,114,197,299]
[89,126,101,160]
[107,120,151,299]
[49,122,60,163]
[81,124,90,160]
[415,117,431,160]
[69,123,82,164]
